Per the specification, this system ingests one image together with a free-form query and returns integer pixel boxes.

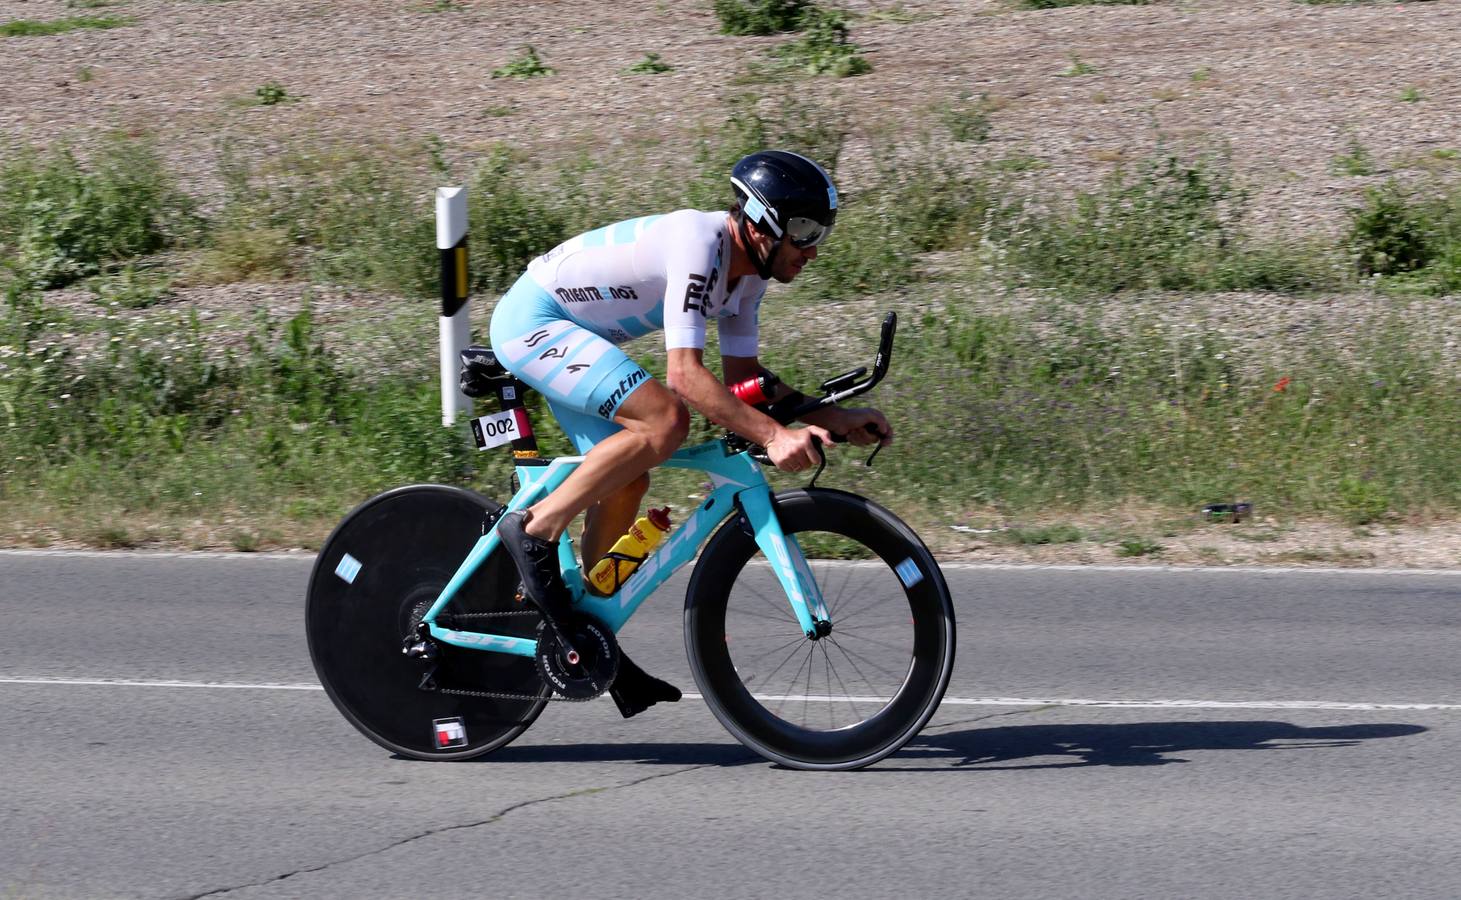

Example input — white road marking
[0,676,323,691]
[1,548,1457,576]
[3,676,1457,711]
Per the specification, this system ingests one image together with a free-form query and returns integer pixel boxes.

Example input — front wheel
[685,488,955,770]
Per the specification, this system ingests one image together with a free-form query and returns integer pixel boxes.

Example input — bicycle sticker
[471,408,529,450]
[894,557,923,589]
[433,717,468,749]
[335,553,362,584]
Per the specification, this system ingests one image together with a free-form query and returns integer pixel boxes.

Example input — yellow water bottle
[586,507,672,596]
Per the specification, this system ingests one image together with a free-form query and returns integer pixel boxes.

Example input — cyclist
[488,150,892,716]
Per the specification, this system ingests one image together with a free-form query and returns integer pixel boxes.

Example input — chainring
[534,615,620,701]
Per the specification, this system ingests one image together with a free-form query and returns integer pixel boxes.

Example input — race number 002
[470,407,529,450]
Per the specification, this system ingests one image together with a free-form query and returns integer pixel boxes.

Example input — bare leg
[522,379,688,542]
[581,473,651,568]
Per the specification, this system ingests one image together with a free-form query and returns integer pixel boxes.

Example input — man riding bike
[487,150,892,716]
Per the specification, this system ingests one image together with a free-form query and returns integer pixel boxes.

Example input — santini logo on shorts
[556,285,638,304]
[597,369,648,418]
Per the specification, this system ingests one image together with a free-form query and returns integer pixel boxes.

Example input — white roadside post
[436,186,471,426]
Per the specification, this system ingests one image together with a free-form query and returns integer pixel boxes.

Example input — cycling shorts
[488,274,653,454]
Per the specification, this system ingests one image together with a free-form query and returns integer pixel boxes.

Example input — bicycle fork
[737,486,830,639]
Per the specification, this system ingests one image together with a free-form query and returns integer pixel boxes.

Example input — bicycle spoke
[826,629,911,654]
[831,591,898,628]
[773,647,816,717]
[759,636,815,691]
[738,633,811,667]
[822,642,866,723]
[741,578,801,624]
[828,634,904,684]
[803,641,815,726]
[822,558,858,620]
[726,605,804,626]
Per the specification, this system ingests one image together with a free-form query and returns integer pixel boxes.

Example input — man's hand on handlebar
[766,425,835,473]
[820,407,893,447]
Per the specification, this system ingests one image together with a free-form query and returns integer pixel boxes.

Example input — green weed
[1347,179,1461,292]
[492,46,554,79]
[1057,55,1097,77]
[0,137,199,288]
[770,8,872,77]
[992,153,1046,173]
[1336,476,1390,525]
[1116,537,1164,557]
[253,81,293,106]
[940,93,993,143]
[1399,86,1425,103]
[867,303,1461,521]
[1331,135,1374,176]
[87,264,172,309]
[1,15,131,36]
[714,0,810,35]
[626,52,674,74]
[202,140,437,294]
[1001,152,1343,293]
[787,152,997,301]
[1003,524,1084,545]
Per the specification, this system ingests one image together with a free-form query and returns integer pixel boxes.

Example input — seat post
[492,369,539,458]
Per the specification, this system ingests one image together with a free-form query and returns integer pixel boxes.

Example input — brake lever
[807,435,828,488]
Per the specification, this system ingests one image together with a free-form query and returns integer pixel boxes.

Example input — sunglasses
[785,216,834,248]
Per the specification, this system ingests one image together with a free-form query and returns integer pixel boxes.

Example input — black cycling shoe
[495,511,576,636]
[609,652,682,719]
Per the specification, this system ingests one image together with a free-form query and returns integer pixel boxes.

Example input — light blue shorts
[488,274,653,453]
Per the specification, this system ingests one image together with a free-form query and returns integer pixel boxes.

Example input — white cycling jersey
[524,209,768,357]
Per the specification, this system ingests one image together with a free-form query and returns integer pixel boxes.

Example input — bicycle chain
[426,608,592,703]
[435,683,581,703]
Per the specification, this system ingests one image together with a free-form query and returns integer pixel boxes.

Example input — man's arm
[667,348,830,470]
[721,354,893,447]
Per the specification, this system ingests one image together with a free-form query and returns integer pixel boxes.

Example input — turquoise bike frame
[420,439,828,658]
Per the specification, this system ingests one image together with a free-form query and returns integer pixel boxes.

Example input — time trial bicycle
[305,312,955,770]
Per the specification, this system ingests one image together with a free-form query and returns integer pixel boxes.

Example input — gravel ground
[3,0,1459,565]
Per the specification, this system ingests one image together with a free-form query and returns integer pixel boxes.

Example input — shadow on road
[904,720,1427,769]
[407,742,760,767]
[400,721,1426,770]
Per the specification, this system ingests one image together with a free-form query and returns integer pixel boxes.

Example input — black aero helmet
[731,150,838,251]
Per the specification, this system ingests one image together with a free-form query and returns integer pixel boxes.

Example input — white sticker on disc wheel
[335,553,362,584]
[433,717,468,749]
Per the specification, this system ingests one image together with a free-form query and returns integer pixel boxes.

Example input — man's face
[767,235,819,284]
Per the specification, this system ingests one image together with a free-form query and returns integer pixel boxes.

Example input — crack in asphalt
[172,761,725,900]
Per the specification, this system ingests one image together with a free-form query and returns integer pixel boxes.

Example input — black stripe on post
[439,236,469,317]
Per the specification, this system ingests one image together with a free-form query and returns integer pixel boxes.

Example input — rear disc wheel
[306,484,548,760]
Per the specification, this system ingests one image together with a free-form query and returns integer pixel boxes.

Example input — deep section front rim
[685,489,955,770]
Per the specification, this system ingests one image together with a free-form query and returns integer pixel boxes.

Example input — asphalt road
[3,551,1459,900]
